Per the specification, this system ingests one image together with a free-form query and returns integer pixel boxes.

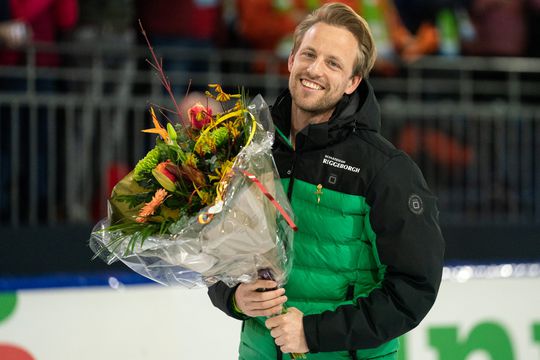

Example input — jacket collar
[271,79,381,150]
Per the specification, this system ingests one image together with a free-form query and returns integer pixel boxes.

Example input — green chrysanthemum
[134,147,161,180]
[211,127,229,147]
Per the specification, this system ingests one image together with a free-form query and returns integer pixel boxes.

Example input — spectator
[236,0,357,54]
[70,0,136,94]
[0,0,78,223]
[526,0,540,56]
[0,0,78,84]
[462,0,527,57]
[370,0,439,72]
[235,0,442,77]
[136,0,223,94]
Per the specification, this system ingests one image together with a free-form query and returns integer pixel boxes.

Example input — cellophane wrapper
[89,95,294,289]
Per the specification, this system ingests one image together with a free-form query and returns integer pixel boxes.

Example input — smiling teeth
[302,79,323,90]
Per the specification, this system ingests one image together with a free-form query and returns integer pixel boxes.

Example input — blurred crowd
[1,0,540,224]
[1,0,540,77]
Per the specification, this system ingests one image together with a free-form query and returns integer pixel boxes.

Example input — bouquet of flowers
[90,28,304,359]
[89,25,296,288]
[89,82,297,288]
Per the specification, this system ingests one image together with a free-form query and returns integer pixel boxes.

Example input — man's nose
[307,58,324,77]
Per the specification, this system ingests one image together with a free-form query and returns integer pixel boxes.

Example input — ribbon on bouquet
[238,169,298,232]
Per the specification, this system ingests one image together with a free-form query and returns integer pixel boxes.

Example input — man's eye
[303,52,315,58]
[328,61,340,69]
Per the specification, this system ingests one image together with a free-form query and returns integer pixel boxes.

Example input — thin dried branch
[139,20,191,136]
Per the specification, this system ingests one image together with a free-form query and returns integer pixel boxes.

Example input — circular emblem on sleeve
[408,194,424,215]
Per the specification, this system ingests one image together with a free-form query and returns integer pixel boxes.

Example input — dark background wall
[1,224,539,276]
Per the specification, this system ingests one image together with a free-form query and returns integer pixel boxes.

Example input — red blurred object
[92,162,130,221]
[106,163,130,197]
[0,344,35,360]
[398,125,474,168]
[137,0,219,40]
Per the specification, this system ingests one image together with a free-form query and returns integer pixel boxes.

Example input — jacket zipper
[287,151,297,200]
[346,284,358,360]
[275,124,297,201]
[275,125,294,360]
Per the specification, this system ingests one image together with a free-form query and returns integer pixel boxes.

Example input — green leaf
[152,168,176,192]
[115,192,153,208]
[170,144,187,163]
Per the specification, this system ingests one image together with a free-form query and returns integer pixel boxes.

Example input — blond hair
[291,2,377,78]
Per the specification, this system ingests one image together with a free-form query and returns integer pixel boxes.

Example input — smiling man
[208,3,445,359]
[287,21,363,140]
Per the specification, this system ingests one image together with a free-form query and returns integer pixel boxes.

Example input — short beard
[294,95,339,116]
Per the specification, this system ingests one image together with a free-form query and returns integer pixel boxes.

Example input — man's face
[288,22,362,117]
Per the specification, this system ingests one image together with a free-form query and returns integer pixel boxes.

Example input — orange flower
[142,107,170,143]
[136,188,169,223]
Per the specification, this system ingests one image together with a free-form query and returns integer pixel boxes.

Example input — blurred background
[0,0,539,359]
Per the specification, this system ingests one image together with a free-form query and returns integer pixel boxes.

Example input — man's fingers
[247,304,284,317]
[243,287,285,303]
[247,294,286,309]
[235,281,287,317]
[274,336,286,347]
[280,345,292,354]
[270,327,284,339]
[245,280,278,291]
[255,289,286,302]
[265,314,283,329]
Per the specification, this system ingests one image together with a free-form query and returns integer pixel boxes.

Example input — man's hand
[234,280,287,317]
[265,307,309,354]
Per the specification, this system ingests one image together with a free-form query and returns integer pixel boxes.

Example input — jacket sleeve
[303,154,445,353]
[207,282,249,321]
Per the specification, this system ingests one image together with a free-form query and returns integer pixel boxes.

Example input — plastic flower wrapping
[89,87,297,289]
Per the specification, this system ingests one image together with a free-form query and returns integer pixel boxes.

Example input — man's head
[288,3,376,118]
[291,3,376,80]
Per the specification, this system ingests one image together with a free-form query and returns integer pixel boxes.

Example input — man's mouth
[301,79,324,90]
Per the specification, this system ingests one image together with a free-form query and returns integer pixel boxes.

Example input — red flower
[155,160,176,182]
[188,103,213,129]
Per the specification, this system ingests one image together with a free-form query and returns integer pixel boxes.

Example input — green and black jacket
[208,80,445,360]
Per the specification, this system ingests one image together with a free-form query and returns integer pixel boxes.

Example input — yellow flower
[208,84,241,102]
[142,107,170,144]
[232,100,242,111]
[194,134,216,155]
[224,121,240,140]
[198,190,213,205]
[184,153,198,168]
[136,188,169,223]
[208,160,234,182]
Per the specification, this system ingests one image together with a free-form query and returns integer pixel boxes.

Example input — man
[208,3,445,359]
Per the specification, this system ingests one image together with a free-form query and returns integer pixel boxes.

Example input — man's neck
[290,105,334,142]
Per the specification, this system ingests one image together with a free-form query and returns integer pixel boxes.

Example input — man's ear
[345,75,362,95]
[288,52,295,72]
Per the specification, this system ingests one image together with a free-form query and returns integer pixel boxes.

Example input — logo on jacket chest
[322,155,361,174]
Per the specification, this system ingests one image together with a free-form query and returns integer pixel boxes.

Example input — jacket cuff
[303,314,320,353]
[230,292,246,316]
[227,287,250,320]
